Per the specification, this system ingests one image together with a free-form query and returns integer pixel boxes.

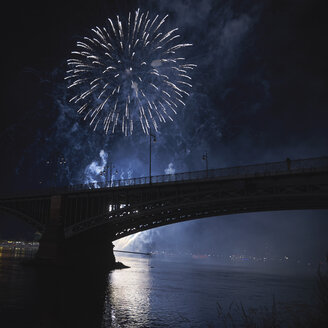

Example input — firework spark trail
[66,8,196,136]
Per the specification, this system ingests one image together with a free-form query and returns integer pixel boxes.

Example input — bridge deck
[0,156,327,240]
[2,156,327,198]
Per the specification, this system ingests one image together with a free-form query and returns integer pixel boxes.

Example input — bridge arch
[64,172,328,240]
[0,206,44,231]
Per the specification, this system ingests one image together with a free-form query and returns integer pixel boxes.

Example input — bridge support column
[64,225,117,269]
[36,195,65,264]
[36,195,118,269]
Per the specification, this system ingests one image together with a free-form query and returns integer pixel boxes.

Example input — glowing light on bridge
[66,8,196,136]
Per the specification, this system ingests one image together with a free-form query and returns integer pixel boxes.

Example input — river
[0,248,318,327]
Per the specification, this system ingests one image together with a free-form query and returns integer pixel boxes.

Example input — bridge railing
[63,156,328,193]
[2,156,327,198]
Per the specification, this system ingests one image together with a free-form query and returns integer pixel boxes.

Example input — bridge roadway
[0,156,327,267]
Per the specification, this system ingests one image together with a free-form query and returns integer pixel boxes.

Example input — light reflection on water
[105,257,151,327]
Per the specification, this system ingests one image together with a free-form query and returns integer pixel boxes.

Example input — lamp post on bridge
[202,151,208,178]
[149,128,157,184]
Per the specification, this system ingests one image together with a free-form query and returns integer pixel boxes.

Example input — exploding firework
[65,8,196,136]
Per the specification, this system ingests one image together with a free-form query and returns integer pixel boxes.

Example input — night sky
[1,0,327,264]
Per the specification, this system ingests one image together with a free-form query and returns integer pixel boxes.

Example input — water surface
[0,249,317,327]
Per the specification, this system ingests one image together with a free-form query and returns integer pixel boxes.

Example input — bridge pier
[36,196,117,269]
[36,196,65,265]
[64,225,116,269]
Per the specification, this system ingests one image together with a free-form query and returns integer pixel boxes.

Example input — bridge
[1,156,327,268]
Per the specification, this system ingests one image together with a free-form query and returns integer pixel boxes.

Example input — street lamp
[149,128,156,184]
[202,151,208,177]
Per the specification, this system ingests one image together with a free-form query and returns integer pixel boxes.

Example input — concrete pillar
[36,195,65,264]
[36,195,117,269]
[64,224,116,269]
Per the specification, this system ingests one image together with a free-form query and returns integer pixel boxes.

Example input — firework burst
[65,8,196,136]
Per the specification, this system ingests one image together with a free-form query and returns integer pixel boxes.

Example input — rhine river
[0,249,319,327]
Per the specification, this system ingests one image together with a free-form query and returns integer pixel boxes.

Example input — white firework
[65,9,196,136]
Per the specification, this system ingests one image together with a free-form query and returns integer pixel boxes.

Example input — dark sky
[1,0,327,264]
